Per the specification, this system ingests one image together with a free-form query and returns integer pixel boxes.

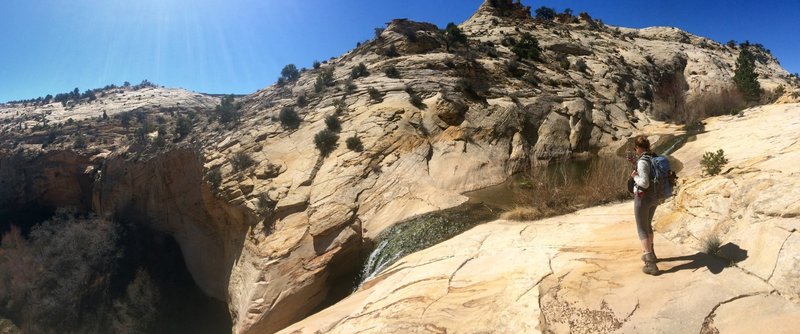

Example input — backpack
[641,154,677,202]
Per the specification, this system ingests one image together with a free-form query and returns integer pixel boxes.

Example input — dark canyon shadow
[658,242,748,275]
[0,207,232,334]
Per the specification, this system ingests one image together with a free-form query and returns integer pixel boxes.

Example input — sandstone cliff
[279,103,800,334]
[1,0,798,333]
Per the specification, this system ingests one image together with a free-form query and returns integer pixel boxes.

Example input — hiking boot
[642,261,660,275]
[641,252,657,263]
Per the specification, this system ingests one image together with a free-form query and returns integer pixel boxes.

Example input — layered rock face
[279,103,800,334]
[1,0,799,333]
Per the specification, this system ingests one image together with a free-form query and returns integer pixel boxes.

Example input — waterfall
[355,203,498,289]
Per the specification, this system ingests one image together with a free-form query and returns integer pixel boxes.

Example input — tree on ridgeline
[444,22,467,52]
[733,48,762,102]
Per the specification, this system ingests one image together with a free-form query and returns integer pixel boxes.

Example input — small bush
[325,115,341,132]
[346,136,364,152]
[506,60,523,77]
[351,63,369,79]
[216,95,241,124]
[702,234,722,256]
[334,98,348,114]
[500,206,543,221]
[296,94,308,107]
[279,107,301,129]
[385,44,399,57]
[280,64,300,82]
[174,116,192,139]
[511,33,541,61]
[406,86,425,109]
[343,79,356,94]
[384,65,400,78]
[314,129,339,157]
[700,149,729,176]
[155,126,167,148]
[257,192,275,218]
[208,168,222,191]
[231,152,256,173]
[774,84,786,98]
[314,67,335,93]
[534,6,557,21]
[73,134,86,149]
[374,27,385,39]
[368,87,383,103]
[443,22,467,52]
[313,60,321,69]
[574,58,588,73]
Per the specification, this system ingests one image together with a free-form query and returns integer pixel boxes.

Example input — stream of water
[357,134,691,286]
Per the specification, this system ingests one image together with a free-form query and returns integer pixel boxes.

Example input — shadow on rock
[658,243,748,275]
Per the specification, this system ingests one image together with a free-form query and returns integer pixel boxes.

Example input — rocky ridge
[1,0,799,332]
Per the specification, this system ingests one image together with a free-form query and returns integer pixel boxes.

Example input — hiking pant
[634,193,659,239]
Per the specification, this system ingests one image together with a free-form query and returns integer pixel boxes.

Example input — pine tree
[733,48,762,102]
[444,23,467,52]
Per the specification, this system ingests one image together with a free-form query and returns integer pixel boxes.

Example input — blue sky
[1,0,797,102]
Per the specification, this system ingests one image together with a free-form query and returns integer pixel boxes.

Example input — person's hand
[630,170,638,178]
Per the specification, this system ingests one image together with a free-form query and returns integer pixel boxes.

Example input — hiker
[629,135,660,275]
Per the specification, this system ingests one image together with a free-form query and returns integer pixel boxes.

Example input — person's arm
[633,159,650,189]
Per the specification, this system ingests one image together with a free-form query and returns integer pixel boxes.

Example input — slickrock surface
[280,104,800,333]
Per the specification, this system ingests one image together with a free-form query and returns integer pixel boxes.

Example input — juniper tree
[733,48,761,102]
[444,22,467,52]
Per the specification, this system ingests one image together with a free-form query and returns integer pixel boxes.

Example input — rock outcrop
[279,103,800,334]
[1,0,799,332]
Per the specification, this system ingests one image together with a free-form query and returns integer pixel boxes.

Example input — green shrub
[443,22,467,52]
[506,60,523,77]
[174,116,192,139]
[296,93,308,107]
[346,135,364,152]
[73,134,86,149]
[384,66,400,78]
[231,152,256,172]
[216,95,240,124]
[208,168,222,191]
[534,6,557,21]
[279,107,301,129]
[702,234,722,256]
[512,33,541,61]
[368,87,383,103]
[774,84,786,97]
[313,60,321,69]
[344,78,356,94]
[314,129,339,157]
[314,67,335,93]
[559,56,570,70]
[386,44,399,57]
[406,86,425,109]
[325,115,341,132]
[257,192,274,218]
[700,149,729,176]
[155,126,167,148]
[351,63,369,79]
[574,58,588,73]
[332,98,346,115]
[280,64,300,81]
[733,48,762,102]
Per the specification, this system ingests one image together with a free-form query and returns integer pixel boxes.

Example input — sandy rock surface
[279,104,800,333]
